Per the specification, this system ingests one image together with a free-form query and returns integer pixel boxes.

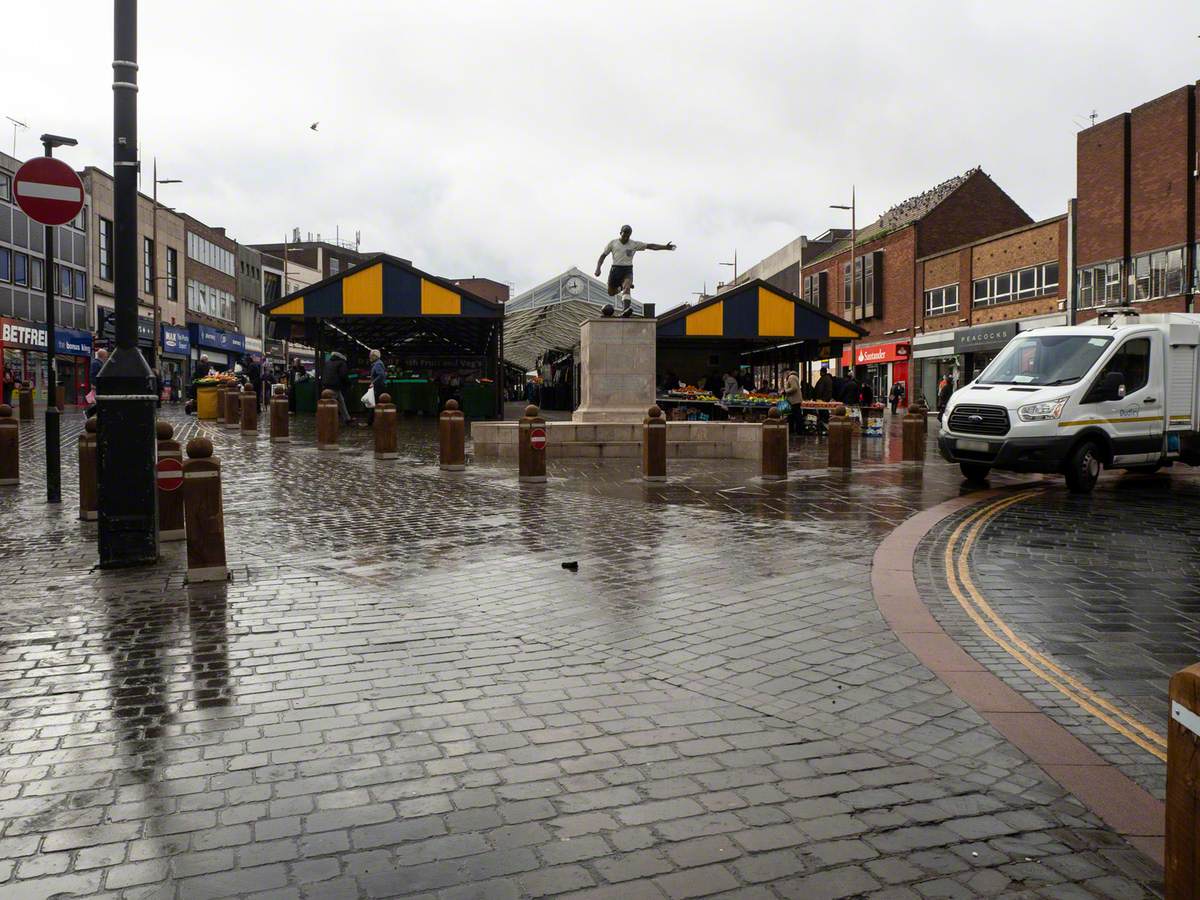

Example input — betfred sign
[13,157,85,226]
[1,318,48,350]
[841,341,910,367]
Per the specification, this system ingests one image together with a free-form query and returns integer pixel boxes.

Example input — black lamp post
[96,0,158,567]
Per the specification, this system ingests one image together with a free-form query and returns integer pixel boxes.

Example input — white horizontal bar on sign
[1172,700,1200,739]
[16,182,82,202]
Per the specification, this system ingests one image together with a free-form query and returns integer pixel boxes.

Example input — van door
[1078,336,1163,465]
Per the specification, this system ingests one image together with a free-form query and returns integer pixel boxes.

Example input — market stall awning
[262,255,502,358]
[656,280,864,345]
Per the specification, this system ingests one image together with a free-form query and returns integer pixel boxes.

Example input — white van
[938,310,1200,493]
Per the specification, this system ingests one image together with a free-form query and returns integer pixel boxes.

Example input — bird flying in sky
[309,122,319,131]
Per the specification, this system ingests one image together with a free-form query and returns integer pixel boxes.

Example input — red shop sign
[841,341,910,367]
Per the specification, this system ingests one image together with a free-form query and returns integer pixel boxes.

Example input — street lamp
[831,187,857,374]
[150,157,181,370]
[719,250,738,285]
[6,116,28,156]
[38,132,78,506]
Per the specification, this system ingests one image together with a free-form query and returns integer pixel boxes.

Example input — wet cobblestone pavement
[0,408,1166,898]
[918,472,1200,802]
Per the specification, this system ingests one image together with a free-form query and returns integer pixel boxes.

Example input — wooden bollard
[224,384,241,429]
[827,405,852,469]
[79,417,98,520]
[642,404,666,482]
[269,384,289,443]
[913,397,929,443]
[18,384,34,421]
[0,404,17,486]
[240,385,258,433]
[316,388,339,451]
[518,404,547,483]
[439,399,466,471]
[156,420,185,542]
[901,403,925,462]
[761,406,788,481]
[374,393,399,459]
[183,437,227,583]
[1168,662,1200,898]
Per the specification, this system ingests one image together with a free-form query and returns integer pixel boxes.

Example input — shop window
[13,252,27,286]
[1016,267,1037,299]
[924,284,958,317]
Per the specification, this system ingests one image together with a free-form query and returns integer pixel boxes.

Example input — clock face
[565,276,585,296]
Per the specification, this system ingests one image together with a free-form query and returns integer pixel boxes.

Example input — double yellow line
[944,491,1167,761]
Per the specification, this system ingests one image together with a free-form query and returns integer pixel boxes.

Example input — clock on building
[564,276,585,297]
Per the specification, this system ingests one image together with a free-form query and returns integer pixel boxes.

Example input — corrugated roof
[503,299,601,370]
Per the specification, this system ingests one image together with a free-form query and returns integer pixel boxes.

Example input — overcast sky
[5,1,1199,309]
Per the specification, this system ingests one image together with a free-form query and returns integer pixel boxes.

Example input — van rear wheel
[960,462,991,483]
[1065,441,1101,493]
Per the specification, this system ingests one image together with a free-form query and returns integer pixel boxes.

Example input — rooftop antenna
[5,117,27,156]
[693,282,707,301]
[719,251,738,283]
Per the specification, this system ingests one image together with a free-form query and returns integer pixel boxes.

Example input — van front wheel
[960,462,991,483]
[1065,441,1102,493]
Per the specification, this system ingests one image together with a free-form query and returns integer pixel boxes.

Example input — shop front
[188,323,245,373]
[265,339,287,370]
[243,336,264,364]
[1,317,93,406]
[912,331,958,408]
[954,321,1019,383]
[161,325,191,401]
[841,340,910,404]
[97,308,155,356]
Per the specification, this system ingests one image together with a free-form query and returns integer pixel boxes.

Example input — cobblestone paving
[917,471,1200,801]
[0,408,1163,898]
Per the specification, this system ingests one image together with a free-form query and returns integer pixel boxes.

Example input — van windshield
[976,334,1114,386]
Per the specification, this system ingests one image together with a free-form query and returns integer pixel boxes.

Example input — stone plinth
[471,420,762,460]
[572,317,655,423]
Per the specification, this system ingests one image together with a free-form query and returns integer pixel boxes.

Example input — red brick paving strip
[872,488,1167,868]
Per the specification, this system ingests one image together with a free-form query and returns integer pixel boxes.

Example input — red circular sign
[13,157,85,226]
[156,457,184,492]
[530,427,547,451]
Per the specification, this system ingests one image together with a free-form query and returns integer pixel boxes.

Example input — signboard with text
[841,341,910,367]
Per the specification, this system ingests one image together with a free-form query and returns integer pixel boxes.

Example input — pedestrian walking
[813,364,834,434]
[889,381,905,414]
[85,348,108,416]
[365,349,386,426]
[247,357,263,413]
[937,376,954,422]
[782,369,804,435]
[3,363,16,407]
[323,351,353,425]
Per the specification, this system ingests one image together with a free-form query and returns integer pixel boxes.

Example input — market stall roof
[262,254,502,358]
[657,279,864,355]
[504,299,600,371]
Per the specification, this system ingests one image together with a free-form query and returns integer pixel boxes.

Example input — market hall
[263,255,505,419]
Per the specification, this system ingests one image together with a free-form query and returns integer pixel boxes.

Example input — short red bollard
[316,389,339,451]
[519,404,546,483]
[0,404,17,486]
[439,399,466,471]
[240,385,258,433]
[374,393,398,460]
[761,406,788,481]
[157,420,185,542]
[183,437,227,583]
[79,417,98,521]
[270,385,289,443]
[642,405,666,482]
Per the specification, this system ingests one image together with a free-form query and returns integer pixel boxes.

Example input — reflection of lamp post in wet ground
[188,584,231,709]
[831,186,857,368]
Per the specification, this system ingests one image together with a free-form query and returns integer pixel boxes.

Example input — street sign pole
[42,140,60,505]
[97,0,158,568]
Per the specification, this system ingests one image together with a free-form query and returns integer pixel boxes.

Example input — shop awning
[656,280,864,359]
[262,254,503,360]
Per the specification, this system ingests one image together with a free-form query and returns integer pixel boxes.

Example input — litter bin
[195,385,220,420]
[294,377,317,414]
[462,382,496,419]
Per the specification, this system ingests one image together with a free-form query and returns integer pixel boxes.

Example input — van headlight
[1017,397,1070,422]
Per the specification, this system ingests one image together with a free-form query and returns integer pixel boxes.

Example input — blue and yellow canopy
[657,280,863,343]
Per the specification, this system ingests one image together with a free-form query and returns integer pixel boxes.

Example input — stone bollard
[316,389,339,451]
[156,420,185,542]
[269,384,290,443]
[761,406,789,481]
[1167,661,1200,898]
[827,405,853,469]
[18,384,34,421]
[0,404,17,486]
[224,384,241,430]
[183,437,227,583]
[240,385,258,433]
[518,404,547,483]
[374,393,399,460]
[439,399,466,471]
[642,404,667,482]
[902,403,925,462]
[79,417,98,520]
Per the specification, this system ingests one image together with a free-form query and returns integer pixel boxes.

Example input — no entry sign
[13,157,85,226]
[156,457,184,492]
[530,427,547,451]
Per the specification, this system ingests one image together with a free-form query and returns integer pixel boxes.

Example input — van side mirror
[1100,371,1125,402]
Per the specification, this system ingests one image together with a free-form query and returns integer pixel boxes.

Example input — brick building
[182,214,242,373]
[249,239,384,282]
[1075,84,1198,322]
[797,168,1032,400]
[452,276,510,305]
[912,215,1067,405]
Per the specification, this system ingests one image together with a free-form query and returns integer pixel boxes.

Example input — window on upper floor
[98,217,113,281]
[143,237,155,294]
[13,252,27,287]
[924,283,959,317]
[167,248,178,300]
[973,261,1059,307]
